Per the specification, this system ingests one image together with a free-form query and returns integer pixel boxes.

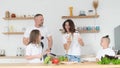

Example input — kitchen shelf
[3,32,24,35]
[3,17,34,20]
[79,30,99,33]
[62,15,99,19]
[59,29,99,33]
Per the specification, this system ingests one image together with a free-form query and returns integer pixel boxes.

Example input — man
[23,14,52,52]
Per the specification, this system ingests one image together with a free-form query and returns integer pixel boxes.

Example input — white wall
[0,0,120,56]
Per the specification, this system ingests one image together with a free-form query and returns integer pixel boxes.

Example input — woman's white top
[25,43,43,63]
[62,32,82,56]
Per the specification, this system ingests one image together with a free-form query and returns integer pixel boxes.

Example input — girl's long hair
[28,29,40,44]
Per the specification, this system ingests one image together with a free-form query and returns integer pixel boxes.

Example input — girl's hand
[35,54,43,58]
[46,49,51,52]
[44,50,50,55]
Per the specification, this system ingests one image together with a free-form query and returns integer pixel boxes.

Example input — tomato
[52,58,59,64]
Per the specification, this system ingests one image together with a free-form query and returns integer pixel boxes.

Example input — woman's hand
[67,36,72,44]
[78,38,84,46]
[64,35,72,53]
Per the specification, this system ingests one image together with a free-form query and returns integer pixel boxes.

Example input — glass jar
[88,10,94,15]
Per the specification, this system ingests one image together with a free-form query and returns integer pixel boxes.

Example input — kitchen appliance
[114,25,120,54]
[0,49,5,56]
[16,47,24,56]
[79,11,86,16]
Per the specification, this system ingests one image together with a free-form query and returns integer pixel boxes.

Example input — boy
[96,35,115,61]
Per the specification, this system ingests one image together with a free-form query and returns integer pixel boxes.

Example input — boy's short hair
[102,35,110,44]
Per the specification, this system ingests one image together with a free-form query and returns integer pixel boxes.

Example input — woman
[62,19,84,62]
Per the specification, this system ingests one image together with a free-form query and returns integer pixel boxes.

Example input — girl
[62,19,84,62]
[25,29,48,63]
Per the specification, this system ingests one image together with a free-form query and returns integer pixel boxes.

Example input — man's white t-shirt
[24,25,51,51]
[25,43,43,63]
[63,32,82,56]
[96,48,115,60]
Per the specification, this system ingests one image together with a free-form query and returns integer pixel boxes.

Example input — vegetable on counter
[44,56,51,64]
[58,56,68,62]
[97,55,120,65]
[44,55,68,64]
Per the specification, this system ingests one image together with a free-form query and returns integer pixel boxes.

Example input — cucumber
[44,56,51,64]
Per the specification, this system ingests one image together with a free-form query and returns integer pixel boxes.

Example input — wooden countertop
[0,55,119,59]
[0,55,95,59]
[0,62,119,68]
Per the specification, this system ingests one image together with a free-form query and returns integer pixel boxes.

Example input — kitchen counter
[0,62,120,68]
[0,55,119,59]
[0,56,120,68]
[0,56,27,63]
[0,56,24,59]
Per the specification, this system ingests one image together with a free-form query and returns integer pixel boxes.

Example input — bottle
[9,25,14,32]
[5,11,10,18]
[69,6,73,16]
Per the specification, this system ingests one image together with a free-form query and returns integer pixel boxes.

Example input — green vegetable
[64,56,68,61]
[58,56,68,62]
[112,59,120,64]
[97,57,111,64]
[59,56,64,61]
[97,55,120,65]
[44,56,51,64]
[48,61,52,64]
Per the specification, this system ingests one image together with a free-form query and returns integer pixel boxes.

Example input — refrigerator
[114,25,120,54]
